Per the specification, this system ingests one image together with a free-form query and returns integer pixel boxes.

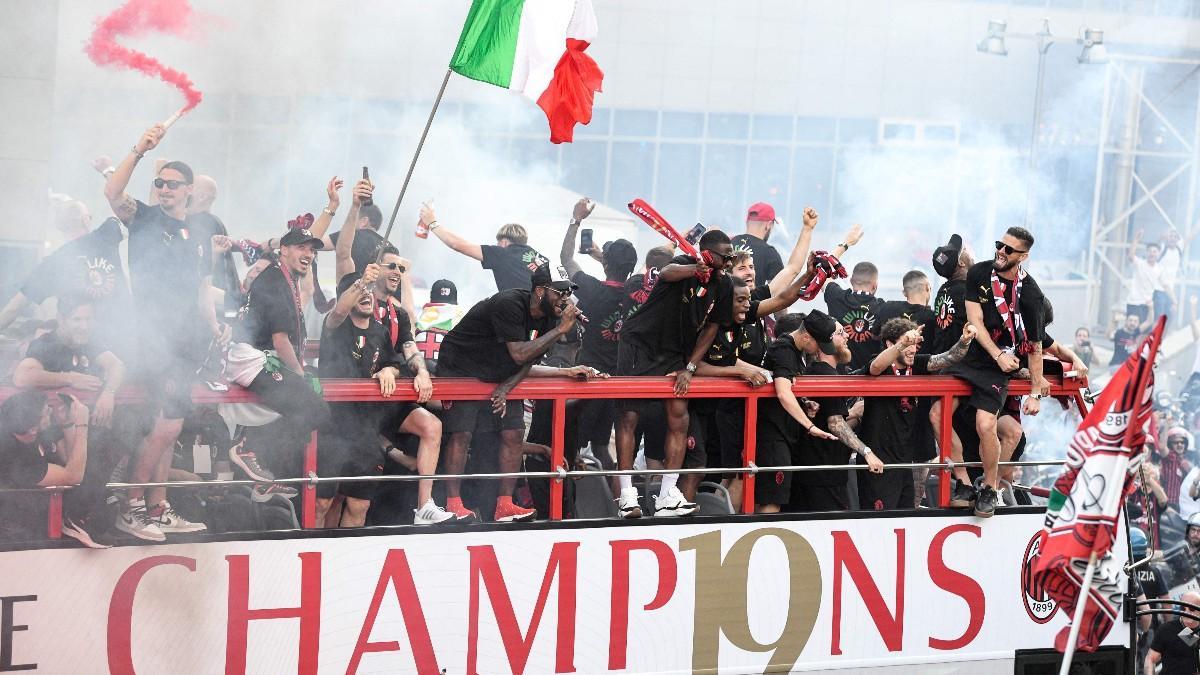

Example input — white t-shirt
[1180,466,1200,521]
[1127,257,1162,305]
[1160,246,1181,288]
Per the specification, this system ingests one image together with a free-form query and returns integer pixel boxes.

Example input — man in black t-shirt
[875,270,935,350]
[227,225,331,489]
[614,230,737,519]
[946,226,1047,518]
[438,264,594,522]
[731,202,785,291]
[1146,591,1200,675]
[856,317,976,511]
[560,198,637,468]
[1111,313,1141,366]
[103,124,223,540]
[789,311,882,512]
[421,202,549,292]
[825,261,886,371]
[187,175,243,316]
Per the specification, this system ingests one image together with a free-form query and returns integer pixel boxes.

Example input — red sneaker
[447,502,479,523]
[494,500,536,523]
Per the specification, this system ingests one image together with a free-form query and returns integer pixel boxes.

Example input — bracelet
[131,146,144,159]
[322,207,336,216]
[803,424,813,433]
[427,220,440,231]
[102,166,116,177]
[839,242,849,249]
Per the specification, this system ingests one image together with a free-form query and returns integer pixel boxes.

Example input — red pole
[302,431,317,528]
[938,394,953,508]
[47,490,62,539]
[741,396,757,514]
[550,398,566,521]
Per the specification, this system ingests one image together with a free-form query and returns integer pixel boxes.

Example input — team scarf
[991,266,1032,354]
[798,251,848,301]
[375,299,401,348]
[276,262,306,358]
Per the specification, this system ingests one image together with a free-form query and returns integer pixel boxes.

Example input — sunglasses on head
[994,240,1028,255]
[382,262,406,272]
[153,178,190,190]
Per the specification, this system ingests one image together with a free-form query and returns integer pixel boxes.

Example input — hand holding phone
[579,228,593,255]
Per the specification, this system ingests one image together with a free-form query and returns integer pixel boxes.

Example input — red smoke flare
[85,0,202,112]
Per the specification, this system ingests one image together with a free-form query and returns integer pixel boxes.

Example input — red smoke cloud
[85,0,202,112]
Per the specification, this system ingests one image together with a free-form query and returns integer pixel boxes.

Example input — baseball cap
[802,309,839,355]
[602,239,638,270]
[279,228,324,250]
[430,279,458,304]
[746,202,776,222]
[531,263,577,291]
[932,234,963,279]
[336,271,363,296]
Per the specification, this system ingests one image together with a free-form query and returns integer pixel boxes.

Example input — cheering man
[437,264,597,522]
[947,227,1047,518]
[731,202,785,290]
[421,202,549,292]
[614,230,736,519]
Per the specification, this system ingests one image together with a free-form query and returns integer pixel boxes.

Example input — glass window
[795,116,837,143]
[839,118,878,145]
[561,140,609,202]
[700,144,747,228]
[708,113,750,140]
[578,108,612,137]
[924,124,959,143]
[746,146,791,221]
[661,111,705,138]
[609,141,657,206]
[655,143,702,223]
[790,147,834,217]
[753,114,794,141]
[614,109,659,136]
[882,122,917,141]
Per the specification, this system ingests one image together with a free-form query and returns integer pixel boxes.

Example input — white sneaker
[152,502,208,533]
[617,487,642,519]
[116,500,166,542]
[413,500,455,525]
[653,486,698,517]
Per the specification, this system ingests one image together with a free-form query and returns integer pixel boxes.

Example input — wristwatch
[862,447,874,456]
[685,362,697,374]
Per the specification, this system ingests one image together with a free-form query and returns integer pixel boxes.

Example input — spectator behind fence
[421,201,548,292]
[1111,313,1141,367]
[1126,229,1167,330]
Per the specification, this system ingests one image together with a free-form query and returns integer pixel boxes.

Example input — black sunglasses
[381,262,406,272]
[543,285,572,298]
[995,240,1028,255]
[153,178,190,189]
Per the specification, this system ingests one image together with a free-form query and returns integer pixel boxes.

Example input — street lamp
[976,18,1105,228]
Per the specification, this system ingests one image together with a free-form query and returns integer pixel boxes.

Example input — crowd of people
[0,119,1148,549]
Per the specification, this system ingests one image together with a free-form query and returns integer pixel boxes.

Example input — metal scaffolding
[1086,53,1200,327]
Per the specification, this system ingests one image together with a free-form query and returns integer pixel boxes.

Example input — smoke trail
[84,0,203,112]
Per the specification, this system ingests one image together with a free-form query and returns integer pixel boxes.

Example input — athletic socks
[618,475,633,491]
[659,474,678,498]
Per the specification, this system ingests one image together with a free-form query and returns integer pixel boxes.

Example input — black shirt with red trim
[480,243,548,292]
[572,271,626,374]
[621,255,734,361]
[963,261,1045,370]
[931,278,967,355]
[823,281,885,371]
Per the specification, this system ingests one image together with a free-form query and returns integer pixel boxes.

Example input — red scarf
[799,251,848,301]
[990,267,1032,355]
[276,263,305,358]
[375,300,400,348]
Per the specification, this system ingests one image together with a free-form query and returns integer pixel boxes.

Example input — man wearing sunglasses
[948,226,1047,518]
[613,229,737,518]
[437,263,599,522]
[103,123,217,538]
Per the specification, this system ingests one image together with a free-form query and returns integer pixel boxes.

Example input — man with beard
[857,318,976,511]
[420,203,549,292]
[928,234,978,507]
[614,230,736,519]
[437,264,597,522]
[560,198,637,468]
[946,227,1047,518]
[103,124,218,540]
[824,254,882,371]
[226,197,335,488]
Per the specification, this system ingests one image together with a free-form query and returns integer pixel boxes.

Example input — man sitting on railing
[437,263,595,523]
[0,391,97,546]
[856,317,975,511]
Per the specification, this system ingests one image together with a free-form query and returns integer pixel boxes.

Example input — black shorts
[791,483,850,512]
[754,438,793,505]
[947,363,1010,415]
[616,343,681,415]
[716,398,747,471]
[858,468,913,511]
[317,430,385,501]
[574,398,616,448]
[441,398,524,434]
[137,330,201,420]
[637,402,668,462]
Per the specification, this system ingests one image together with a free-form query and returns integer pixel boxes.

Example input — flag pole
[380,67,453,248]
[1058,315,1165,675]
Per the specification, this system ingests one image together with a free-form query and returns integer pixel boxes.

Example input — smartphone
[361,166,373,207]
[685,223,706,245]
[579,228,593,254]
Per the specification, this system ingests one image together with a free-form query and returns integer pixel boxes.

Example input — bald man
[186,175,239,314]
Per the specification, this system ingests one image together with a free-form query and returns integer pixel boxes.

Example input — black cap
[430,279,458,304]
[932,234,962,279]
[336,271,363,296]
[279,228,324,250]
[531,263,577,291]
[802,309,839,355]
[602,239,638,270]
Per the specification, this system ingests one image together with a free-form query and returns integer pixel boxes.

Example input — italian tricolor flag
[450,0,603,144]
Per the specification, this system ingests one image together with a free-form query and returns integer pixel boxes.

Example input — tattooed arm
[827,413,884,473]
[926,324,977,372]
[106,125,164,224]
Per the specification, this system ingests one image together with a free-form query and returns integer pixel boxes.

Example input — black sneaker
[974,486,998,518]
[949,480,976,508]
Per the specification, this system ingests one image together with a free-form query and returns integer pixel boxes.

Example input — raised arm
[659,260,708,282]
[325,265,378,330]
[308,176,343,245]
[560,198,596,278]
[926,325,976,372]
[422,202,484,262]
[105,125,164,225]
[335,179,372,281]
[767,207,819,296]
[867,328,923,376]
[757,254,820,316]
[830,223,863,260]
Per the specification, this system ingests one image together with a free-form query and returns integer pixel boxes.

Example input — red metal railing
[0,374,1087,538]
